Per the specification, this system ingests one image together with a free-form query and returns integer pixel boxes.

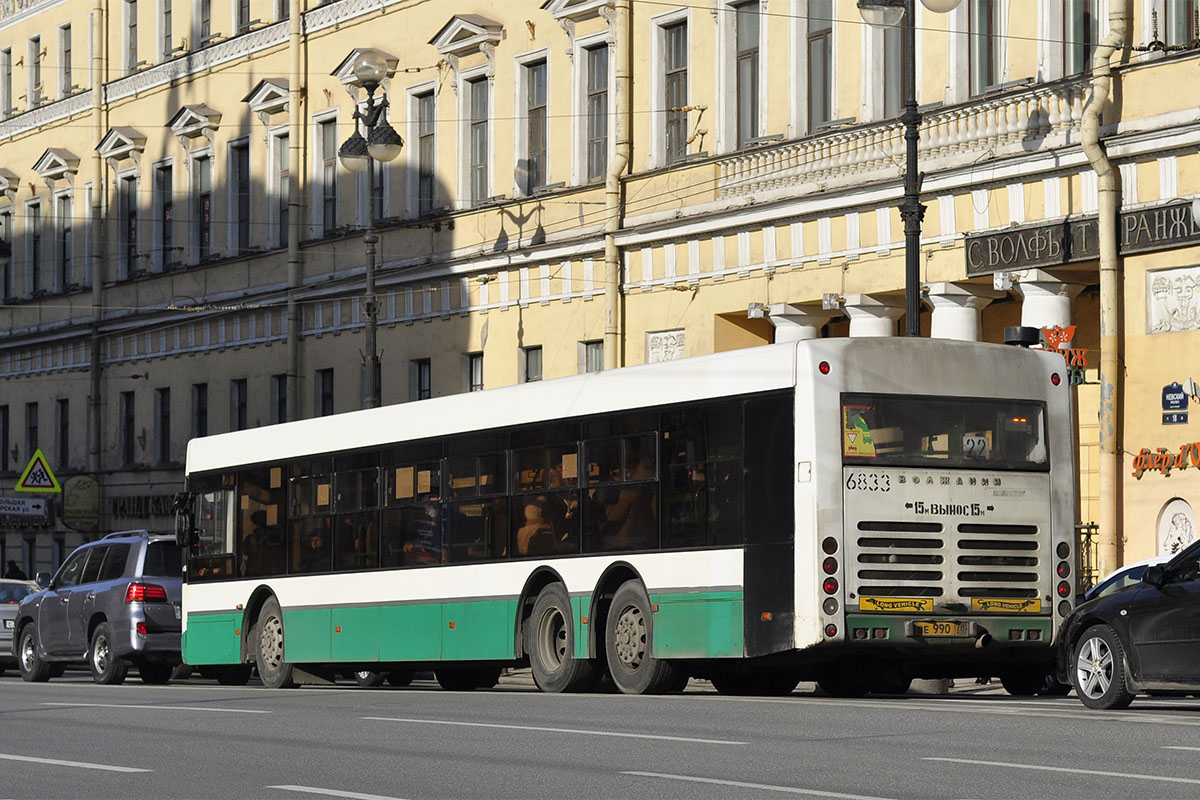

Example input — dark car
[1057,538,1200,709]
[12,531,183,685]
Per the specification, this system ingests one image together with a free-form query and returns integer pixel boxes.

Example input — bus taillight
[822,557,837,575]
[1051,373,1061,386]
[822,577,839,594]
[1057,581,1071,598]
[1057,561,1071,578]
[1056,541,1070,559]
[821,537,838,555]
[824,624,838,637]
[819,361,831,375]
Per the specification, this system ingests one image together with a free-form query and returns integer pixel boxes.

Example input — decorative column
[766,304,839,342]
[1013,269,1085,330]
[842,294,905,337]
[925,282,1005,341]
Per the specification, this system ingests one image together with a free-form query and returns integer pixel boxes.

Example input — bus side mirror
[1143,565,1166,588]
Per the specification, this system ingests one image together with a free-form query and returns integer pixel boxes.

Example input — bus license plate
[914,621,969,637]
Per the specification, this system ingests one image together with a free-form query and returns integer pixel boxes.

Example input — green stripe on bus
[182,613,242,665]
[845,613,1053,643]
[650,590,744,659]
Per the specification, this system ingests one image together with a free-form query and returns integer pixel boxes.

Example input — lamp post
[858,0,961,337]
[339,49,404,409]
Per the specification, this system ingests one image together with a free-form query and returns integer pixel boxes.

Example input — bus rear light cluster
[125,583,168,603]
[1051,373,1061,386]
[1057,581,1071,598]
[853,628,868,640]
[1056,541,1071,559]
[819,361,831,375]
[822,598,839,615]
[822,557,838,575]
[822,577,839,595]
[1057,562,1071,579]
[821,537,838,555]
[1058,600,1072,617]
[824,624,838,637]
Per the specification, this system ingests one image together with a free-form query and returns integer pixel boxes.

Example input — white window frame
[193,0,213,46]
[58,24,72,96]
[114,166,140,279]
[52,188,73,292]
[310,109,338,236]
[715,0,768,153]
[159,0,175,60]
[405,80,437,218]
[27,37,42,107]
[458,67,493,209]
[1039,0,1110,80]
[151,157,175,271]
[649,6,691,169]
[572,31,613,185]
[82,182,93,285]
[188,147,214,264]
[24,198,42,296]
[513,48,551,198]
[226,135,252,255]
[268,125,289,248]
[0,48,11,118]
[123,0,139,74]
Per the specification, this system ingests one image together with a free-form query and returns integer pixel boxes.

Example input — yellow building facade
[0,0,1197,579]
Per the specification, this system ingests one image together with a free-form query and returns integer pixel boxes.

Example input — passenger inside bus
[598,457,657,551]
[516,498,556,556]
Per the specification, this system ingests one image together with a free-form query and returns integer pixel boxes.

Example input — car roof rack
[102,529,152,540]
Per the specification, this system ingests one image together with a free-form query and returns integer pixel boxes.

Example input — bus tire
[711,670,799,696]
[1072,624,1135,710]
[1000,670,1044,697]
[215,665,253,685]
[255,597,297,689]
[354,670,386,687]
[817,672,868,697]
[435,667,500,691]
[386,670,414,687]
[137,662,173,685]
[527,583,598,693]
[604,579,681,695]
[17,624,50,682]
[89,622,129,685]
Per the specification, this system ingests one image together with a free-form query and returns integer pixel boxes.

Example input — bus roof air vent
[1003,326,1041,348]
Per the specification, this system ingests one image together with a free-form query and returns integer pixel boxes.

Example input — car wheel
[17,625,50,683]
[255,597,296,689]
[1073,624,1135,710]
[89,622,129,685]
[138,662,174,685]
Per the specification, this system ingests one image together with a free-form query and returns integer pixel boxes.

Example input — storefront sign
[965,201,1200,276]
[1132,442,1200,479]
[110,494,177,519]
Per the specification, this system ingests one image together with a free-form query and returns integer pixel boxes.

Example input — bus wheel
[137,662,174,685]
[386,670,414,687]
[711,670,799,696]
[817,672,868,697]
[214,665,252,686]
[436,667,500,691]
[527,583,598,693]
[604,579,681,695]
[255,597,297,689]
[1000,670,1044,697]
[354,671,386,687]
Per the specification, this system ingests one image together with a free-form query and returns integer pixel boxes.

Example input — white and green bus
[177,336,1077,695]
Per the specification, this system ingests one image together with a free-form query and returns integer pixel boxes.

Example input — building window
[199,0,211,42]
[230,378,247,431]
[319,119,337,233]
[231,140,250,253]
[119,175,137,276]
[968,0,1002,96]
[468,77,489,205]
[55,398,68,470]
[525,59,547,194]
[237,0,251,33]
[192,383,207,438]
[1166,0,1197,46]
[1,49,11,117]
[270,374,287,424]
[417,92,435,215]
[315,368,334,416]
[162,0,172,58]
[27,201,41,296]
[0,209,9,298]
[582,340,603,373]
[28,37,41,106]
[276,0,288,21]
[125,0,138,72]
[0,405,8,471]
[56,194,72,290]
[24,401,37,461]
[467,353,484,392]
[156,163,175,268]
[523,346,542,383]
[734,1,760,147]
[882,20,905,118]
[1063,0,1098,75]
[155,387,170,464]
[412,359,430,401]
[193,155,212,260]
[273,132,289,247]
[807,0,832,130]
[59,25,72,95]
[664,22,688,164]
[119,392,135,465]
[585,45,608,182]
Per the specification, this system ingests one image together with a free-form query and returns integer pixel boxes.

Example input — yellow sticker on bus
[971,598,1043,613]
[859,597,933,613]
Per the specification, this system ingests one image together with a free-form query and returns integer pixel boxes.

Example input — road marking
[0,753,150,773]
[923,757,1200,786]
[268,786,406,800]
[362,716,746,745]
[43,702,271,714]
[1164,746,1200,752]
[622,771,897,800]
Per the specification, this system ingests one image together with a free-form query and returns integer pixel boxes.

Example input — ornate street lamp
[857,0,961,336]
[339,48,404,408]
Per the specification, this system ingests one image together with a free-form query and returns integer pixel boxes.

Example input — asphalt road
[2,670,1199,800]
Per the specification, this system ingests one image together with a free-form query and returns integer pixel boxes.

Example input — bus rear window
[841,394,1048,470]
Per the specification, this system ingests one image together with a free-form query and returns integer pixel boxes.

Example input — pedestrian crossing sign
[15,449,61,493]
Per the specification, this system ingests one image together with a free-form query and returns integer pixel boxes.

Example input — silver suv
[12,531,183,684]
